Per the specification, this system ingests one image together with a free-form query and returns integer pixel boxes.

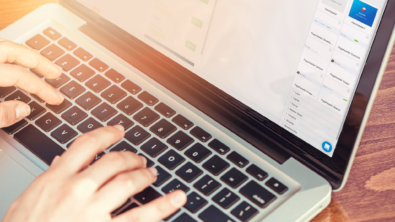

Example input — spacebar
[14,124,65,165]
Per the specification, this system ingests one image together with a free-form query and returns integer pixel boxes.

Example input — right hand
[2,125,187,222]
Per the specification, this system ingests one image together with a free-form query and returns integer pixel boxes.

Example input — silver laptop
[0,0,394,221]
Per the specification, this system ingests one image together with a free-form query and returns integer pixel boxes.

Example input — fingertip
[169,190,187,208]
[113,124,125,133]
[15,103,30,119]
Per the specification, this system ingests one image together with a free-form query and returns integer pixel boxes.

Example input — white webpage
[78,0,386,156]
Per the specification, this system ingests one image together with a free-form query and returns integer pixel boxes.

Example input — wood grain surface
[1,1,395,221]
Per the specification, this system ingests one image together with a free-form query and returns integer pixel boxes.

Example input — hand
[0,39,64,127]
[2,125,187,222]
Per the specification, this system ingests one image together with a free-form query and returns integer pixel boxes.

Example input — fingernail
[54,64,63,72]
[113,124,124,132]
[15,104,31,119]
[170,191,187,207]
[56,90,64,100]
[148,167,158,177]
[139,155,147,167]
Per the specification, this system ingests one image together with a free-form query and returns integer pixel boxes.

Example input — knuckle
[77,134,98,146]
[116,174,135,188]
[127,214,143,222]
[104,152,126,167]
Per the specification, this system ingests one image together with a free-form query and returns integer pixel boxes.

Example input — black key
[220,168,248,189]
[150,119,176,139]
[14,125,65,165]
[85,75,111,93]
[5,91,31,103]
[112,199,132,215]
[194,175,221,196]
[45,73,70,88]
[167,131,194,151]
[199,205,236,222]
[172,114,193,130]
[60,80,86,99]
[101,85,127,104]
[133,107,160,127]
[153,166,171,187]
[40,44,65,61]
[125,125,151,146]
[76,92,101,111]
[30,94,44,103]
[112,199,131,215]
[231,201,258,222]
[58,37,77,51]
[2,120,28,135]
[105,69,125,83]
[208,139,230,155]
[140,154,155,167]
[116,202,139,215]
[46,99,72,114]
[162,179,190,194]
[121,80,142,95]
[55,54,80,72]
[0,87,16,98]
[185,143,212,163]
[77,117,103,133]
[140,137,167,157]
[240,181,276,208]
[265,178,288,195]
[117,96,143,115]
[30,68,43,78]
[246,164,268,182]
[227,151,249,168]
[91,103,117,122]
[43,27,62,40]
[70,64,95,82]
[89,58,109,72]
[158,149,185,170]
[111,141,137,153]
[176,162,202,183]
[73,48,93,61]
[26,34,50,50]
[91,152,106,164]
[173,213,197,222]
[36,113,62,132]
[107,114,134,130]
[185,192,207,213]
[212,188,240,209]
[51,124,78,144]
[155,102,176,118]
[203,155,230,176]
[134,186,162,204]
[138,91,158,106]
[27,101,46,120]
[190,127,212,142]
[61,106,88,125]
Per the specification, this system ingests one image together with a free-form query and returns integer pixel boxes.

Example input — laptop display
[76,0,388,157]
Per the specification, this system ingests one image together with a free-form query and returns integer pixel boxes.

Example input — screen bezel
[60,0,395,189]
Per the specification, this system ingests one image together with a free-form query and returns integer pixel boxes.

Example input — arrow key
[51,124,78,144]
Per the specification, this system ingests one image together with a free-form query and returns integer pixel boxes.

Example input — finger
[0,40,62,79]
[90,167,157,213]
[55,125,125,174]
[50,155,60,166]
[0,101,30,128]
[78,152,147,188]
[0,64,64,105]
[112,190,187,222]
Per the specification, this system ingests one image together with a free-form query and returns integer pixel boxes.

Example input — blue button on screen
[322,142,332,153]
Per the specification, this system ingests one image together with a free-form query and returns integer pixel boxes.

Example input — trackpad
[0,150,35,219]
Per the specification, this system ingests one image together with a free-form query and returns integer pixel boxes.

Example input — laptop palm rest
[0,149,35,219]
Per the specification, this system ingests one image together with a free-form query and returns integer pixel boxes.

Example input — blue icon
[322,142,332,153]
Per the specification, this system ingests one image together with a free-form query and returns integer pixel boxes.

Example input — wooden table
[1,1,395,221]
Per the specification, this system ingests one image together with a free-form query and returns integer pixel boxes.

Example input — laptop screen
[77,0,387,157]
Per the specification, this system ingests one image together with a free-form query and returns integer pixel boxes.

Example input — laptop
[0,0,394,221]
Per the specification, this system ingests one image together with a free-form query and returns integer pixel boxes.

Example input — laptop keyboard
[0,27,291,222]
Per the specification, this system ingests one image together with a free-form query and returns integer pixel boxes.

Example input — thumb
[0,101,31,128]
